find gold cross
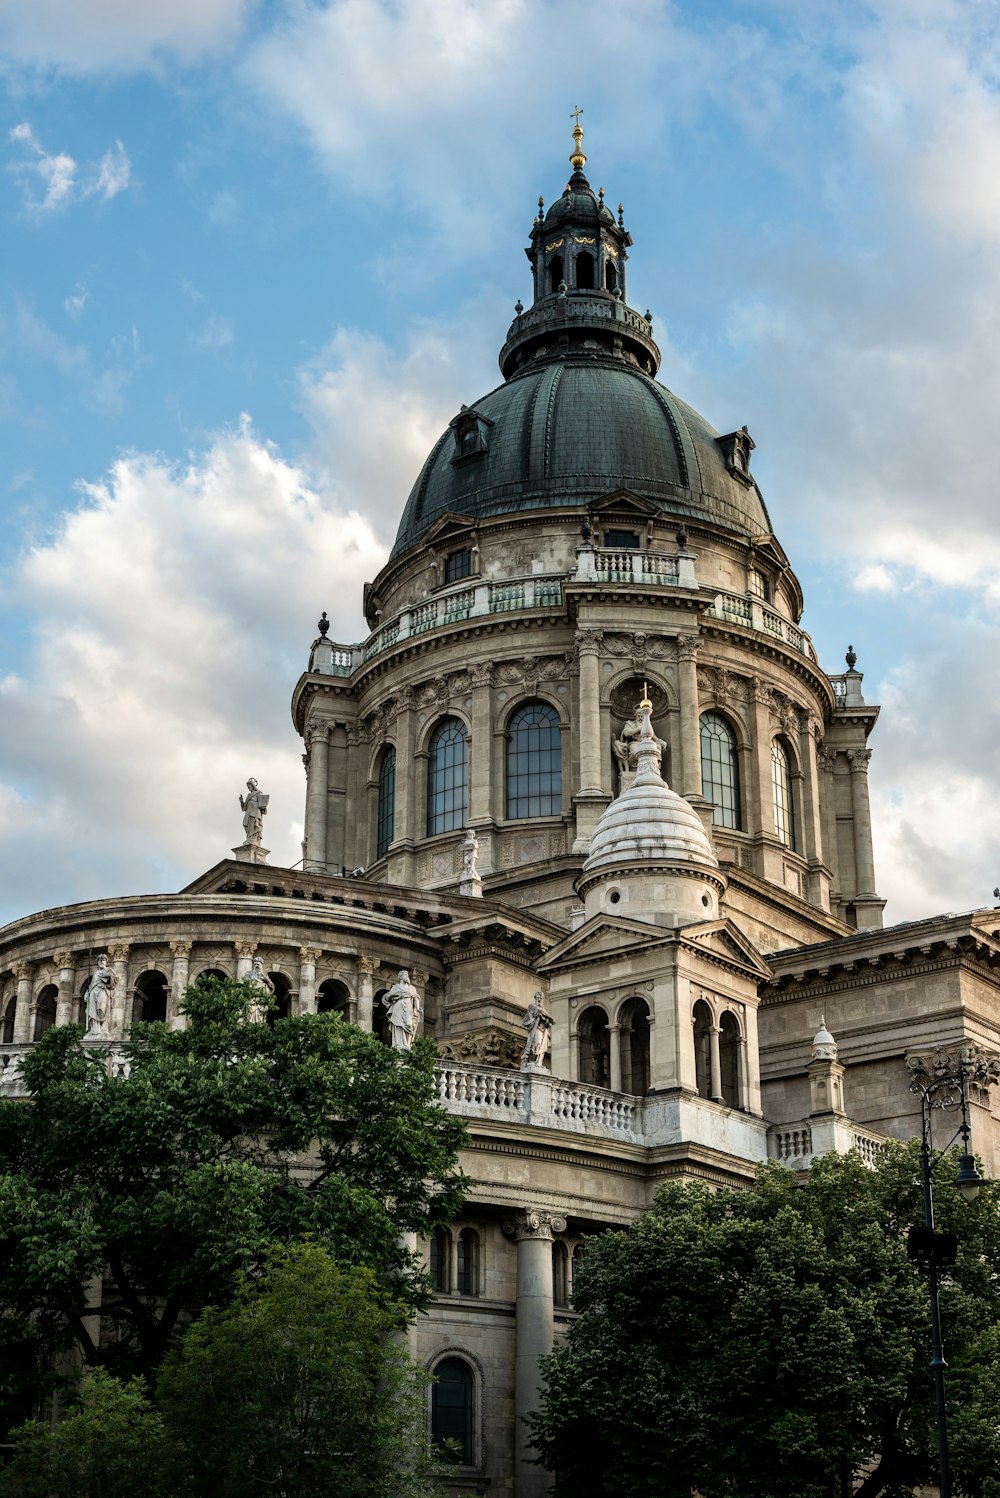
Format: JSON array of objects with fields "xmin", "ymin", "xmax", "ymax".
[{"xmin": 571, "ymin": 105, "xmax": 584, "ymax": 129}]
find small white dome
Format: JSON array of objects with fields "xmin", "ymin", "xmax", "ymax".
[
  {"xmin": 811, "ymin": 1017, "xmax": 838, "ymax": 1061},
  {"xmin": 582, "ymin": 699, "xmax": 718, "ymax": 876}
]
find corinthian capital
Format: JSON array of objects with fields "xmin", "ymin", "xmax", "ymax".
[
  {"xmin": 53, "ymin": 950, "xmax": 74, "ymax": 972},
  {"xmin": 847, "ymin": 748, "xmax": 873, "ymax": 772},
  {"xmin": 307, "ymin": 722, "xmax": 330, "ymax": 747},
  {"xmin": 357, "ymin": 955, "xmax": 379, "ymax": 976},
  {"xmin": 575, "ymin": 629, "xmax": 603, "ymax": 659},
  {"xmin": 675, "ymin": 633, "xmax": 700, "ymax": 664}
]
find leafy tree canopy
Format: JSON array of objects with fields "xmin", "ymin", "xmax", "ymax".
[
  {"xmin": 0, "ymin": 978, "xmax": 467, "ymax": 1410},
  {"xmin": 530, "ymin": 1147, "xmax": 1000, "ymax": 1498},
  {"xmin": 0, "ymin": 1244, "xmax": 441, "ymax": 1498}
]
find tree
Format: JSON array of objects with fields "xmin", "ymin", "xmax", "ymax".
[
  {"xmin": 530, "ymin": 1147, "xmax": 1000, "ymax": 1498},
  {"xmin": 156, "ymin": 1242, "xmax": 439, "ymax": 1498},
  {"xmin": 0, "ymin": 978, "xmax": 466, "ymax": 1409},
  {"xmin": 0, "ymin": 1245, "xmax": 441, "ymax": 1498}
]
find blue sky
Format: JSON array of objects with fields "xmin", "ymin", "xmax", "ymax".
[{"xmin": 2, "ymin": 0, "xmax": 999, "ymax": 926}]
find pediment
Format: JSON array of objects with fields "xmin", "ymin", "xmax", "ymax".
[
  {"xmin": 536, "ymin": 913, "xmax": 679, "ymax": 973},
  {"xmin": 422, "ymin": 512, "xmax": 478, "ymax": 548},
  {"xmin": 586, "ymin": 489, "xmax": 659, "ymax": 519},
  {"xmin": 680, "ymin": 918, "xmax": 772, "ymax": 979}
]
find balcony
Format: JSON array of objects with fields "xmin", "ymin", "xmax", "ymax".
[{"xmin": 706, "ymin": 591, "xmax": 817, "ymax": 662}]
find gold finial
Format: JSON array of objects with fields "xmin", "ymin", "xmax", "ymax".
[{"xmin": 569, "ymin": 104, "xmax": 586, "ymax": 171}]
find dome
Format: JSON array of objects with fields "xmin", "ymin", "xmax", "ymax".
[
  {"xmin": 391, "ymin": 357, "xmax": 772, "ymax": 559},
  {"xmin": 581, "ymin": 704, "xmax": 719, "ymax": 878}
]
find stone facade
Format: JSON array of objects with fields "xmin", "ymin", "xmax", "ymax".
[{"xmin": 2, "ymin": 132, "xmax": 999, "ymax": 1498}]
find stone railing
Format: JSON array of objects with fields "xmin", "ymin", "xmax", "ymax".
[
  {"xmin": 851, "ymin": 1126, "xmax": 889, "ymax": 1167},
  {"xmin": 768, "ymin": 1123, "xmax": 813, "ymax": 1164},
  {"xmin": 574, "ymin": 544, "xmax": 696, "ymax": 589},
  {"xmin": 433, "ymin": 1062, "xmax": 641, "ymax": 1139},
  {"xmin": 707, "ymin": 592, "xmax": 817, "ymax": 662},
  {"xmin": 0, "ymin": 1045, "xmax": 30, "ymax": 1097},
  {"xmin": 768, "ymin": 1117, "xmax": 892, "ymax": 1170}
]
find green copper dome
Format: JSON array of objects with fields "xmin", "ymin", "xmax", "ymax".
[{"xmin": 390, "ymin": 137, "xmax": 772, "ymax": 560}]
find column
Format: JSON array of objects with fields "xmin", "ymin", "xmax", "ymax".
[
  {"xmin": 54, "ymin": 950, "xmax": 75, "ymax": 1028},
  {"xmin": 356, "ymin": 955, "xmax": 377, "ymax": 1033},
  {"xmin": 709, "ymin": 1023, "xmax": 723, "ymax": 1103},
  {"xmin": 235, "ymin": 941, "xmax": 256, "ymax": 981},
  {"xmin": 304, "ymin": 722, "xmax": 330, "ymax": 874},
  {"xmin": 848, "ymin": 748, "xmax": 877, "ymax": 897},
  {"xmin": 298, "ymin": 947, "xmax": 320, "ymax": 1015},
  {"xmin": 468, "ymin": 664, "xmax": 493, "ymax": 827},
  {"xmin": 109, "ymin": 945, "xmax": 130, "ymax": 1038},
  {"xmin": 508, "ymin": 1208, "xmax": 566, "ymax": 1498},
  {"xmin": 12, "ymin": 963, "xmax": 33, "ymax": 1044},
  {"xmin": 676, "ymin": 634, "xmax": 702, "ymax": 797},
  {"xmin": 798, "ymin": 712, "xmax": 830, "ymax": 909},
  {"xmin": 819, "ymin": 750, "xmax": 841, "ymax": 900},
  {"xmin": 169, "ymin": 941, "xmax": 192, "ymax": 1029},
  {"xmin": 609, "ymin": 1023, "xmax": 622, "ymax": 1093},
  {"xmin": 576, "ymin": 630, "xmax": 602, "ymax": 794}
]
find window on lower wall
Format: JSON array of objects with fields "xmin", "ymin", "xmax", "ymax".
[
  {"xmin": 427, "ymin": 717, "xmax": 468, "ymax": 836},
  {"xmin": 376, "ymin": 745, "xmax": 396, "ymax": 858},
  {"xmin": 456, "ymin": 1228, "xmax": 480, "ymax": 1296},
  {"xmin": 700, "ymin": 712, "xmax": 741, "ymax": 830},
  {"xmin": 431, "ymin": 1357, "xmax": 475, "ymax": 1466},
  {"xmin": 429, "ymin": 1227, "xmax": 450, "ymax": 1293},
  {"xmin": 771, "ymin": 738, "xmax": 797, "ymax": 850},
  {"xmin": 506, "ymin": 701, "xmax": 562, "ymax": 818},
  {"xmin": 444, "ymin": 548, "xmax": 472, "ymax": 583}
]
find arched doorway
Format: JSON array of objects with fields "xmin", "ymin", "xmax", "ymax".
[
  {"xmin": 619, "ymin": 997, "xmax": 651, "ymax": 1095},
  {"xmin": 577, "ymin": 1007, "xmax": 610, "ymax": 1088},
  {"xmin": 317, "ymin": 978, "xmax": 350, "ymax": 1018}
]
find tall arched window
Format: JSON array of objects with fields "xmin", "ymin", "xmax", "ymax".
[
  {"xmin": 720, "ymin": 1011, "xmax": 741, "ymax": 1109},
  {"xmin": 33, "ymin": 985, "xmax": 57, "ymax": 1040},
  {"xmin": 575, "ymin": 251, "xmax": 595, "ymax": 289},
  {"xmin": 457, "ymin": 1228, "xmax": 480, "ymax": 1296},
  {"xmin": 506, "ymin": 702, "xmax": 561, "ymax": 819},
  {"xmin": 771, "ymin": 739, "xmax": 797, "ymax": 850},
  {"xmin": 427, "ymin": 718, "xmax": 468, "ymax": 836},
  {"xmin": 619, "ymin": 997, "xmax": 651, "ymax": 1096},
  {"xmin": 604, "ymin": 258, "xmax": 618, "ymax": 293},
  {"xmin": 376, "ymin": 745, "xmax": 396, "ymax": 858},
  {"xmin": 429, "ymin": 1228, "xmax": 450, "ymax": 1293},
  {"xmin": 692, "ymin": 1000, "xmax": 713, "ymax": 1100},
  {"xmin": 547, "ymin": 255, "xmax": 564, "ymax": 295},
  {"xmin": 700, "ymin": 712, "xmax": 741, "ymax": 830},
  {"xmin": 431, "ymin": 1357, "xmax": 475, "ymax": 1465},
  {"xmin": 133, "ymin": 970, "xmax": 168, "ymax": 1025},
  {"xmin": 552, "ymin": 1241, "xmax": 569, "ymax": 1307},
  {"xmin": 1, "ymin": 996, "xmax": 15, "ymax": 1044},
  {"xmin": 578, "ymin": 1007, "xmax": 610, "ymax": 1088}
]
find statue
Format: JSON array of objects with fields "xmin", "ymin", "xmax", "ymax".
[
  {"xmin": 239, "ymin": 778, "xmax": 269, "ymax": 847},
  {"xmin": 462, "ymin": 826, "xmax": 480, "ymax": 877},
  {"xmin": 248, "ymin": 955, "xmax": 275, "ymax": 1023},
  {"xmin": 382, "ymin": 970, "xmax": 421, "ymax": 1052},
  {"xmin": 86, "ymin": 954, "xmax": 118, "ymax": 1038},
  {"xmin": 613, "ymin": 702, "xmax": 667, "ymax": 782},
  {"xmin": 521, "ymin": 991, "xmax": 552, "ymax": 1069}
]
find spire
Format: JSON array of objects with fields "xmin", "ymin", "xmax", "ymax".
[{"xmin": 569, "ymin": 105, "xmax": 587, "ymax": 172}]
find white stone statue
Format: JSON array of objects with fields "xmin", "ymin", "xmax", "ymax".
[
  {"xmin": 382, "ymin": 969, "xmax": 421, "ymax": 1051},
  {"xmin": 612, "ymin": 703, "xmax": 667, "ymax": 782},
  {"xmin": 239, "ymin": 778, "xmax": 269, "ymax": 846},
  {"xmin": 248, "ymin": 955, "xmax": 275, "ymax": 1023},
  {"xmin": 521, "ymin": 991, "xmax": 552, "ymax": 1069},
  {"xmin": 86, "ymin": 954, "xmax": 118, "ymax": 1038},
  {"xmin": 462, "ymin": 826, "xmax": 480, "ymax": 877}
]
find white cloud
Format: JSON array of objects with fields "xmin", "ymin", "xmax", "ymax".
[
  {"xmin": 0, "ymin": 419, "xmax": 386, "ymax": 922},
  {"xmin": 0, "ymin": 0, "xmax": 251, "ymax": 72},
  {"xmin": 8, "ymin": 123, "xmax": 131, "ymax": 214},
  {"xmin": 192, "ymin": 313, "xmax": 234, "ymax": 352},
  {"xmin": 64, "ymin": 282, "xmax": 89, "ymax": 320},
  {"xmin": 852, "ymin": 563, "xmax": 896, "ymax": 594}
]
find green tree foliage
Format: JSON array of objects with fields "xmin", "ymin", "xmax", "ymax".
[
  {"xmin": 0, "ymin": 1245, "xmax": 440, "ymax": 1498},
  {"xmin": 0, "ymin": 978, "xmax": 466, "ymax": 1406},
  {"xmin": 530, "ymin": 1147, "xmax": 1000, "ymax": 1498}
]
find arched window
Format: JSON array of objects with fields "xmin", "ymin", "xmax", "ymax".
[
  {"xmin": 457, "ymin": 1228, "xmax": 479, "ymax": 1296},
  {"xmin": 1, "ymin": 995, "xmax": 15, "ymax": 1044},
  {"xmin": 619, "ymin": 997, "xmax": 651, "ymax": 1096},
  {"xmin": 266, "ymin": 972, "xmax": 292, "ymax": 1025},
  {"xmin": 577, "ymin": 1007, "xmax": 610, "ymax": 1088},
  {"xmin": 33, "ymin": 985, "xmax": 58, "ymax": 1040},
  {"xmin": 552, "ymin": 1240, "xmax": 569, "ymax": 1307},
  {"xmin": 575, "ymin": 251, "xmax": 595, "ymax": 289},
  {"xmin": 571, "ymin": 1242, "xmax": 586, "ymax": 1299},
  {"xmin": 427, "ymin": 718, "xmax": 468, "ymax": 836},
  {"xmin": 547, "ymin": 255, "xmax": 564, "ymax": 295},
  {"xmin": 376, "ymin": 746, "xmax": 395, "ymax": 859},
  {"xmin": 506, "ymin": 701, "xmax": 561, "ymax": 819},
  {"xmin": 604, "ymin": 258, "xmax": 618, "ymax": 292},
  {"xmin": 692, "ymin": 1000, "xmax": 713, "ymax": 1100},
  {"xmin": 431, "ymin": 1357, "xmax": 475, "ymax": 1465},
  {"xmin": 429, "ymin": 1228, "xmax": 450, "ymax": 1293},
  {"xmin": 700, "ymin": 712, "xmax": 741, "ymax": 830},
  {"xmin": 133, "ymin": 970, "xmax": 168, "ymax": 1025},
  {"xmin": 771, "ymin": 739, "xmax": 797, "ymax": 850},
  {"xmin": 720, "ymin": 1011, "xmax": 741, "ymax": 1109},
  {"xmin": 317, "ymin": 979, "xmax": 350, "ymax": 1017}
]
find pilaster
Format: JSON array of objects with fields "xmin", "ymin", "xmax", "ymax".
[
  {"xmin": 298, "ymin": 947, "xmax": 321, "ymax": 1016},
  {"xmin": 53, "ymin": 950, "xmax": 75, "ymax": 1028},
  {"xmin": 169, "ymin": 941, "xmax": 192, "ymax": 1029},
  {"xmin": 109, "ymin": 945, "xmax": 130, "ymax": 1038},
  {"xmin": 356, "ymin": 955, "xmax": 377, "ymax": 1032},
  {"xmin": 303, "ymin": 722, "xmax": 330, "ymax": 874},
  {"xmin": 573, "ymin": 628, "xmax": 609, "ymax": 853}
]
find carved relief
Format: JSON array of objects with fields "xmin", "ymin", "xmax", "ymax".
[{"xmin": 438, "ymin": 1027, "xmax": 523, "ymax": 1068}]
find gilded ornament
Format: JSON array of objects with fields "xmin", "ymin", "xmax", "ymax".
[{"xmin": 544, "ymin": 239, "xmax": 564, "ymax": 253}]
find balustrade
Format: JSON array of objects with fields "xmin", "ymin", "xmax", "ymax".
[{"xmin": 708, "ymin": 592, "xmax": 816, "ymax": 660}]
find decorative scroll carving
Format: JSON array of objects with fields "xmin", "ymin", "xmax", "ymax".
[{"xmin": 437, "ymin": 1028, "xmax": 524, "ymax": 1069}]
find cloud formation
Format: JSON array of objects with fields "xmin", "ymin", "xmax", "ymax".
[
  {"xmin": 0, "ymin": 418, "xmax": 386, "ymax": 922},
  {"xmin": 0, "ymin": 0, "xmax": 250, "ymax": 71},
  {"xmin": 8, "ymin": 123, "xmax": 130, "ymax": 214}
]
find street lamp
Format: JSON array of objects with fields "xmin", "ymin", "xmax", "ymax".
[{"xmin": 905, "ymin": 1045, "xmax": 1000, "ymax": 1498}]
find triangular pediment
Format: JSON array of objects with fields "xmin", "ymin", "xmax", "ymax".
[
  {"xmin": 680, "ymin": 918, "xmax": 772, "ymax": 979},
  {"xmin": 586, "ymin": 489, "xmax": 658, "ymax": 519},
  {"xmin": 536, "ymin": 913, "xmax": 680, "ymax": 973},
  {"xmin": 422, "ymin": 512, "xmax": 478, "ymax": 548}
]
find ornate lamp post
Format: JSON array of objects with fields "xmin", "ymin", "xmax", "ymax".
[{"xmin": 906, "ymin": 1046, "xmax": 1000, "ymax": 1498}]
